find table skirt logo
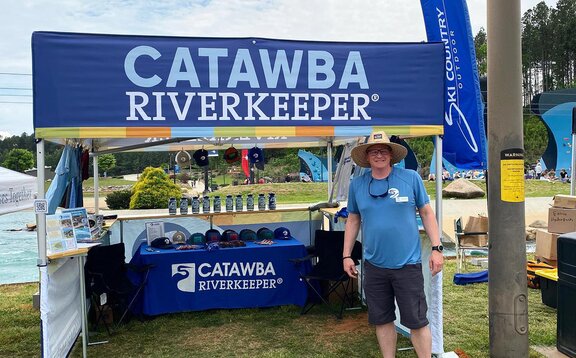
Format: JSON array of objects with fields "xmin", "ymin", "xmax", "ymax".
[{"xmin": 172, "ymin": 263, "xmax": 196, "ymax": 292}]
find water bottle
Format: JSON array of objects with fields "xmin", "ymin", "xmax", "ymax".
[
  {"xmin": 268, "ymin": 193, "xmax": 276, "ymax": 210},
  {"xmin": 235, "ymin": 195, "xmax": 243, "ymax": 212},
  {"xmin": 168, "ymin": 198, "xmax": 177, "ymax": 215},
  {"xmin": 246, "ymin": 194, "xmax": 254, "ymax": 211},
  {"xmin": 213, "ymin": 196, "xmax": 221, "ymax": 213},
  {"xmin": 258, "ymin": 194, "xmax": 266, "ymax": 210},
  {"xmin": 225, "ymin": 195, "xmax": 233, "ymax": 212},
  {"xmin": 202, "ymin": 196, "xmax": 211, "ymax": 213},
  {"xmin": 191, "ymin": 196, "xmax": 200, "ymax": 214},
  {"xmin": 180, "ymin": 197, "xmax": 189, "ymax": 215}
]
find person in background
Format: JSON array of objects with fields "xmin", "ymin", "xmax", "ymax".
[
  {"xmin": 343, "ymin": 131, "xmax": 443, "ymax": 358},
  {"xmin": 453, "ymin": 170, "xmax": 462, "ymax": 179},
  {"xmin": 535, "ymin": 162, "xmax": 543, "ymax": 179},
  {"xmin": 560, "ymin": 168, "xmax": 568, "ymax": 183}
]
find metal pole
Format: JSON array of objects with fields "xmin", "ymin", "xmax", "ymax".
[
  {"xmin": 487, "ymin": 0, "xmax": 529, "ymax": 356},
  {"xmin": 35, "ymin": 139, "xmax": 47, "ymax": 267},
  {"xmin": 92, "ymin": 153, "xmax": 99, "ymax": 215},
  {"xmin": 327, "ymin": 140, "xmax": 333, "ymax": 201},
  {"xmin": 570, "ymin": 107, "xmax": 576, "ymax": 195},
  {"xmin": 432, "ymin": 135, "xmax": 444, "ymax": 354}
]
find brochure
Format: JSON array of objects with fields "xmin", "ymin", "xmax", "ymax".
[
  {"xmin": 46, "ymin": 213, "xmax": 77, "ymax": 254},
  {"xmin": 145, "ymin": 222, "xmax": 165, "ymax": 245},
  {"xmin": 62, "ymin": 208, "xmax": 92, "ymax": 242}
]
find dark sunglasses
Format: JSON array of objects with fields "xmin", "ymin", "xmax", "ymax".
[{"xmin": 369, "ymin": 177, "xmax": 389, "ymax": 198}]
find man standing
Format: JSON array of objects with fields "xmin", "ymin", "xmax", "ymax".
[{"xmin": 342, "ymin": 131, "xmax": 443, "ymax": 358}]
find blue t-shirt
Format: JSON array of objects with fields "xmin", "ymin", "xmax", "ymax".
[{"xmin": 347, "ymin": 167, "xmax": 429, "ymax": 269}]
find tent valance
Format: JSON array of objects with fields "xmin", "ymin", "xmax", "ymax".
[{"xmin": 32, "ymin": 32, "xmax": 445, "ymax": 139}]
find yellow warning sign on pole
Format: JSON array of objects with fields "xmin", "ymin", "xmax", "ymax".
[{"xmin": 500, "ymin": 149, "xmax": 524, "ymax": 202}]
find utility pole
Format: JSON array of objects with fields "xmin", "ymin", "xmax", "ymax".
[{"xmin": 487, "ymin": 0, "xmax": 529, "ymax": 356}]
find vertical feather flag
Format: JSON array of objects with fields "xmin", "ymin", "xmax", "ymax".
[{"xmin": 421, "ymin": 0, "xmax": 487, "ymax": 169}]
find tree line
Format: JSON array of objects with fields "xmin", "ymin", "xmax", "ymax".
[{"xmin": 2, "ymin": 1, "xmax": 573, "ymax": 175}]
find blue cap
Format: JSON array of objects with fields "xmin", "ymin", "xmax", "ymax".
[
  {"xmin": 273, "ymin": 227, "xmax": 294, "ymax": 240},
  {"xmin": 193, "ymin": 149, "xmax": 209, "ymax": 167},
  {"xmin": 248, "ymin": 147, "xmax": 264, "ymax": 164}
]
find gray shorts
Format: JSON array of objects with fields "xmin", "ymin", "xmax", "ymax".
[{"xmin": 364, "ymin": 260, "xmax": 429, "ymax": 329}]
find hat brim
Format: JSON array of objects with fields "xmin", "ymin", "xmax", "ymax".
[{"xmin": 351, "ymin": 142, "xmax": 408, "ymax": 168}]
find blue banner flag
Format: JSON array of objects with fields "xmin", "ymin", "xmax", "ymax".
[
  {"xmin": 32, "ymin": 32, "xmax": 444, "ymax": 132},
  {"xmin": 420, "ymin": 0, "xmax": 487, "ymax": 169}
]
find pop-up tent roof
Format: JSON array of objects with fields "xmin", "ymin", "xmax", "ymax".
[
  {"xmin": 32, "ymin": 31, "xmax": 444, "ymax": 150},
  {"xmin": 32, "ymin": 31, "xmax": 446, "ymax": 357}
]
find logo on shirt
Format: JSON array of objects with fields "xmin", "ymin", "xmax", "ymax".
[{"xmin": 388, "ymin": 188, "xmax": 399, "ymax": 199}]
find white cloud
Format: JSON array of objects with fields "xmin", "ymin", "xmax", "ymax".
[{"xmin": 0, "ymin": 0, "xmax": 558, "ymax": 136}]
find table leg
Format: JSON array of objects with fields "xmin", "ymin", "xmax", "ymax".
[{"xmin": 79, "ymin": 255, "xmax": 88, "ymax": 357}]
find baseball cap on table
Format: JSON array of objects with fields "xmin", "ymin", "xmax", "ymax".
[
  {"xmin": 223, "ymin": 146, "xmax": 241, "ymax": 164},
  {"xmin": 257, "ymin": 227, "xmax": 274, "ymax": 241},
  {"xmin": 239, "ymin": 229, "xmax": 257, "ymax": 241},
  {"xmin": 273, "ymin": 227, "xmax": 294, "ymax": 240},
  {"xmin": 171, "ymin": 231, "xmax": 187, "ymax": 244},
  {"xmin": 150, "ymin": 237, "xmax": 174, "ymax": 249},
  {"xmin": 187, "ymin": 232, "xmax": 206, "ymax": 245},
  {"xmin": 193, "ymin": 149, "xmax": 209, "ymax": 167},
  {"xmin": 221, "ymin": 229, "xmax": 239, "ymax": 242},
  {"xmin": 248, "ymin": 147, "xmax": 264, "ymax": 164},
  {"xmin": 205, "ymin": 229, "xmax": 221, "ymax": 243}
]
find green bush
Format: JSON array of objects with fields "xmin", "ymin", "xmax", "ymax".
[
  {"xmin": 105, "ymin": 190, "xmax": 132, "ymax": 210},
  {"xmin": 130, "ymin": 167, "xmax": 182, "ymax": 209}
]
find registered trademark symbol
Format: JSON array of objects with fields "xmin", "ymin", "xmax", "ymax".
[
  {"xmin": 371, "ymin": 94, "xmax": 379, "ymax": 101},
  {"xmin": 276, "ymin": 278, "xmax": 283, "ymax": 285}
]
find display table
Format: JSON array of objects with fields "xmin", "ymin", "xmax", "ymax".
[{"xmin": 130, "ymin": 238, "xmax": 310, "ymax": 316}]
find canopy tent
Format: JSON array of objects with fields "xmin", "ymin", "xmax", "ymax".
[
  {"xmin": 32, "ymin": 31, "xmax": 446, "ymax": 356},
  {"xmin": 0, "ymin": 166, "xmax": 36, "ymax": 215}
]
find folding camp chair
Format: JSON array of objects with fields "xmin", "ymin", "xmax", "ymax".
[
  {"xmin": 454, "ymin": 217, "xmax": 489, "ymax": 273},
  {"xmin": 292, "ymin": 230, "xmax": 362, "ymax": 319},
  {"xmin": 85, "ymin": 243, "xmax": 152, "ymax": 333}
]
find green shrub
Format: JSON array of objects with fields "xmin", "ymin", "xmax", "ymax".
[
  {"xmin": 130, "ymin": 167, "xmax": 182, "ymax": 209},
  {"xmin": 105, "ymin": 190, "xmax": 132, "ymax": 210}
]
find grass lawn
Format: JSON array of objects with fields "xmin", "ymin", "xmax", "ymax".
[
  {"xmin": 77, "ymin": 176, "xmax": 569, "ymax": 203},
  {"xmin": 0, "ymin": 259, "xmax": 556, "ymax": 357}
]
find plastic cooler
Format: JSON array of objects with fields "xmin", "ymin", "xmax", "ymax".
[
  {"xmin": 534, "ymin": 268, "xmax": 558, "ymax": 308},
  {"xmin": 557, "ymin": 232, "xmax": 576, "ymax": 358}
]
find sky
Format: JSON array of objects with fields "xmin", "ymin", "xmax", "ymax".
[{"xmin": 0, "ymin": 0, "xmax": 558, "ymax": 138}]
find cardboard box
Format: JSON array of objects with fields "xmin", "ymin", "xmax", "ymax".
[
  {"xmin": 536, "ymin": 255, "xmax": 558, "ymax": 268},
  {"xmin": 459, "ymin": 234, "xmax": 488, "ymax": 247},
  {"xmin": 553, "ymin": 195, "xmax": 576, "ymax": 209},
  {"xmin": 548, "ymin": 207, "xmax": 576, "ymax": 234},
  {"xmin": 464, "ymin": 215, "xmax": 488, "ymax": 233},
  {"xmin": 535, "ymin": 229, "xmax": 560, "ymax": 260}
]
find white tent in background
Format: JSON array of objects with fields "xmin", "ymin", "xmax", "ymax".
[{"xmin": 0, "ymin": 166, "xmax": 36, "ymax": 215}]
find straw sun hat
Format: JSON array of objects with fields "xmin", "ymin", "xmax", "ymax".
[{"xmin": 351, "ymin": 131, "xmax": 408, "ymax": 168}]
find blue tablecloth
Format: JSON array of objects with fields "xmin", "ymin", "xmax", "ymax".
[{"xmin": 130, "ymin": 239, "xmax": 309, "ymax": 316}]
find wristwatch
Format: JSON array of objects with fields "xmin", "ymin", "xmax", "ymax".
[{"xmin": 432, "ymin": 245, "xmax": 444, "ymax": 252}]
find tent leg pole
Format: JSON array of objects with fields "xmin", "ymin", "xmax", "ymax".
[
  {"xmin": 431, "ymin": 135, "xmax": 444, "ymax": 354},
  {"xmin": 93, "ymin": 153, "xmax": 99, "ymax": 215}
]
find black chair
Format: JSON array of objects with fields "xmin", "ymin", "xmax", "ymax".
[
  {"xmin": 292, "ymin": 230, "xmax": 362, "ymax": 319},
  {"xmin": 85, "ymin": 243, "xmax": 151, "ymax": 333}
]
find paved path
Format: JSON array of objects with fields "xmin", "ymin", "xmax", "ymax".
[{"xmin": 432, "ymin": 196, "xmax": 550, "ymax": 241}]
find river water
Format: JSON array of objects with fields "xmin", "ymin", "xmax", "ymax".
[{"xmin": 0, "ymin": 211, "xmax": 38, "ymax": 284}]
